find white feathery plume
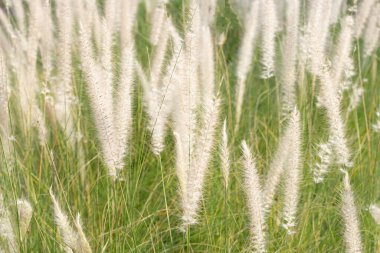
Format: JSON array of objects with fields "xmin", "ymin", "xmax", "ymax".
[
  {"xmin": 147, "ymin": 86, "xmax": 171, "ymax": 155},
  {"xmin": 331, "ymin": 15, "xmax": 355, "ymax": 91},
  {"xmin": 115, "ymin": 0, "xmax": 138, "ymax": 163},
  {"xmin": 185, "ymin": 0, "xmax": 201, "ymax": 110},
  {"xmin": 137, "ymin": 5, "xmax": 174, "ymax": 155},
  {"xmin": 0, "ymin": 9, "xmax": 17, "ymax": 41},
  {"xmin": 304, "ymin": 0, "xmax": 332, "ymax": 76},
  {"xmin": 0, "ymin": 194, "xmax": 16, "ymax": 253},
  {"xmin": 262, "ymin": 108, "xmax": 300, "ymax": 212},
  {"xmin": 165, "ymin": 20, "xmax": 182, "ymax": 62},
  {"xmin": 259, "ymin": 0, "xmax": 277, "ymax": 79},
  {"xmin": 8, "ymin": 0, "xmax": 49, "ymax": 146},
  {"xmin": 33, "ymin": 4, "xmax": 49, "ymax": 144},
  {"xmin": 150, "ymin": 0, "xmax": 168, "ymax": 46},
  {"xmin": 120, "ymin": 0, "xmax": 138, "ymax": 47},
  {"xmin": 78, "ymin": 25, "xmax": 117, "ymax": 178},
  {"xmin": 16, "ymin": 50, "xmax": 48, "ymax": 145},
  {"xmin": 50, "ymin": 189, "xmax": 79, "ymax": 252},
  {"xmin": 143, "ymin": 14, "xmax": 172, "ymax": 154},
  {"xmin": 75, "ymin": 0, "xmax": 102, "ymax": 48},
  {"xmin": 313, "ymin": 141, "xmax": 333, "ymax": 183},
  {"xmin": 150, "ymin": 16, "xmax": 170, "ymax": 89},
  {"xmin": 26, "ymin": 0, "xmax": 42, "ymax": 69},
  {"xmin": 105, "ymin": 0, "xmax": 117, "ymax": 33},
  {"xmin": 176, "ymin": 130, "xmax": 196, "ymax": 227},
  {"xmin": 71, "ymin": 0, "xmax": 84, "ymax": 22},
  {"xmin": 355, "ymin": 0, "xmax": 376, "ymax": 38},
  {"xmin": 173, "ymin": 0, "xmax": 200, "ymax": 173},
  {"xmin": 50, "ymin": 190, "xmax": 92, "ymax": 253},
  {"xmin": 175, "ymin": 1, "xmax": 222, "ymax": 226},
  {"xmin": 305, "ymin": 0, "xmax": 332, "ymax": 40},
  {"xmin": 135, "ymin": 60, "xmax": 149, "ymax": 91},
  {"xmin": 188, "ymin": 97, "xmax": 220, "ymax": 210},
  {"xmin": 147, "ymin": 19, "xmax": 182, "ymax": 154},
  {"xmin": 235, "ymin": 0, "xmax": 260, "ymax": 127},
  {"xmin": 11, "ymin": 0, "xmax": 25, "ymax": 33},
  {"xmin": 114, "ymin": 0, "xmax": 122, "ymax": 30},
  {"xmin": 0, "ymin": 9, "xmax": 17, "ymax": 45},
  {"xmin": 341, "ymin": 170, "xmax": 363, "ymax": 253},
  {"xmin": 348, "ymin": 83, "xmax": 364, "ymax": 113},
  {"xmin": 187, "ymin": 18, "xmax": 219, "ymax": 220},
  {"xmin": 78, "ymin": 0, "xmax": 137, "ymax": 178},
  {"xmin": 38, "ymin": 0, "xmax": 54, "ymax": 81},
  {"xmin": 329, "ymin": 0, "xmax": 345, "ymax": 25},
  {"xmin": 173, "ymin": 131, "xmax": 188, "ymax": 213},
  {"xmin": 33, "ymin": 107, "xmax": 48, "ymax": 146},
  {"xmin": 24, "ymin": 2, "xmax": 49, "ymax": 146},
  {"xmin": 311, "ymin": 0, "xmax": 333, "ymax": 75},
  {"xmin": 25, "ymin": 0, "xmax": 38, "ymax": 50},
  {"xmin": 0, "ymin": 49, "xmax": 12, "ymax": 163},
  {"xmin": 143, "ymin": 0, "xmax": 155, "ymax": 14},
  {"xmin": 280, "ymin": 0, "xmax": 300, "ymax": 116},
  {"xmin": 341, "ymin": 56, "xmax": 356, "ymax": 93},
  {"xmin": 92, "ymin": 1, "xmax": 103, "ymax": 47},
  {"xmin": 369, "ymin": 204, "xmax": 380, "ymax": 225},
  {"xmin": 229, "ymin": 0, "xmax": 252, "ymax": 22},
  {"xmin": 200, "ymin": 0, "xmax": 217, "ymax": 25},
  {"xmin": 173, "ymin": 2, "xmax": 220, "ymax": 224},
  {"xmin": 274, "ymin": 0, "xmax": 285, "ymax": 33},
  {"xmin": 282, "ymin": 109, "xmax": 302, "ymax": 234},
  {"xmin": 55, "ymin": 0, "xmax": 76, "ymax": 146},
  {"xmin": 167, "ymin": 19, "xmax": 183, "ymax": 77},
  {"xmin": 241, "ymin": 141, "xmax": 266, "ymax": 253},
  {"xmin": 0, "ymin": 24, "xmax": 12, "ymax": 49},
  {"xmin": 113, "ymin": 44, "xmax": 135, "ymax": 172},
  {"xmin": 100, "ymin": 20, "xmax": 114, "ymax": 110},
  {"xmin": 8, "ymin": 2, "xmax": 49, "ymax": 146},
  {"xmin": 262, "ymin": 145, "xmax": 290, "ymax": 212},
  {"xmin": 88, "ymin": 1, "xmax": 103, "ymax": 51},
  {"xmin": 56, "ymin": 0, "xmax": 73, "ymax": 71},
  {"xmin": 313, "ymin": 16, "xmax": 355, "ymax": 170},
  {"xmin": 220, "ymin": 119, "xmax": 230, "ymax": 188},
  {"xmin": 318, "ymin": 66, "xmax": 352, "ymax": 167},
  {"xmin": 73, "ymin": 214, "xmax": 92, "ymax": 253},
  {"xmin": 16, "ymin": 199, "xmax": 33, "ymax": 239},
  {"xmin": 327, "ymin": 104, "xmax": 351, "ymax": 167},
  {"xmin": 181, "ymin": 98, "xmax": 220, "ymax": 226},
  {"xmin": 363, "ymin": 3, "xmax": 380, "ymax": 58},
  {"xmin": 0, "ymin": 19, "xmax": 21, "ymax": 92},
  {"xmin": 199, "ymin": 24, "xmax": 215, "ymax": 109},
  {"xmin": 13, "ymin": 69, "xmax": 45, "ymax": 145}
]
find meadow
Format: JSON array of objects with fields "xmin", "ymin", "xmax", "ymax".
[{"xmin": 0, "ymin": 0, "xmax": 379, "ymax": 252}]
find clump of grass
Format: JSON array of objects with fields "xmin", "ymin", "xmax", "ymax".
[
  {"xmin": 50, "ymin": 189, "xmax": 91, "ymax": 253},
  {"xmin": 0, "ymin": 0, "xmax": 378, "ymax": 252}
]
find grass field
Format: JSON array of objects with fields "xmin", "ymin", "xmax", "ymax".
[{"xmin": 0, "ymin": 0, "xmax": 379, "ymax": 252}]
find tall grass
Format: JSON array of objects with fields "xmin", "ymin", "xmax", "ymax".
[{"xmin": 0, "ymin": 0, "xmax": 379, "ymax": 252}]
